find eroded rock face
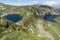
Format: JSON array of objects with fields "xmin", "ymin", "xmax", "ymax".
[{"xmin": 0, "ymin": 6, "xmax": 4, "ymax": 10}]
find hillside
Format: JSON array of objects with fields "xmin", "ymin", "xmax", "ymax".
[{"xmin": 0, "ymin": 3, "xmax": 60, "ymax": 40}]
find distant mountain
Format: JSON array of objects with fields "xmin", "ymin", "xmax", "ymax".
[{"xmin": 0, "ymin": 3, "xmax": 59, "ymax": 15}]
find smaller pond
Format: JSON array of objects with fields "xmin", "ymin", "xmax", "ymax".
[
  {"xmin": 3, "ymin": 14, "xmax": 22, "ymax": 23},
  {"xmin": 43, "ymin": 14, "xmax": 60, "ymax": 22}
]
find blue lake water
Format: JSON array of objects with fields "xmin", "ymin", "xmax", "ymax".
[
  {"xmin": 4, "ymin": 14, "xmax": 22, "ymax": 23},
  {"xmin": 43, "ymin": 14, "xmax": 60, "ymax": 22},
  {"xmin": 3, "ymin": 14, "xmax": 60, "ymax": 23}
]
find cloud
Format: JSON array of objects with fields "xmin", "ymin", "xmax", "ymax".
[
  {"xmin": 24, "ymin": 4, "xmax": 28, "ymax": 5},
  {"xmin": 24, "ymin": 3, "xmax": 33, "ymax": 6},
  {"xmin": 42, "ymin": 1, "xmax": 59, "ymax": 6},
  {"xmin": 32, "ymin": 0, "xmax": 39, "ymax": 4}
]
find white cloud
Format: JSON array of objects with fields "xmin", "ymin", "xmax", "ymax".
[
  {"xmin": 42, "ymin": 1, "xmax": 59, "ymax": 6},
  {"xmin": 24, "ymin": 4, "xmax": 28, "ymax": 5},
  {"xmin": 24, "ymin": 3, "xmax": 33, "ymax": 6},
  {"xmin": 32, "ymin": 0, "xmax": 39, "ymax": 4}
]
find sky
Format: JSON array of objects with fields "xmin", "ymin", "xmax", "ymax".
[{"xmin": 0, "ymin": 0, "xmax": 60, "ymax": 7}]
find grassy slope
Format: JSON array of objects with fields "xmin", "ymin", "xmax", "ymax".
[{"xmin": 0, "ymin": 3, "xmax": 60, "ymax": 40}]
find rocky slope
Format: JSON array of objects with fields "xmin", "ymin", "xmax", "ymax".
[{"xmin": 0, "ymin": 3, "xmax": 60, "ymax": 40}]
